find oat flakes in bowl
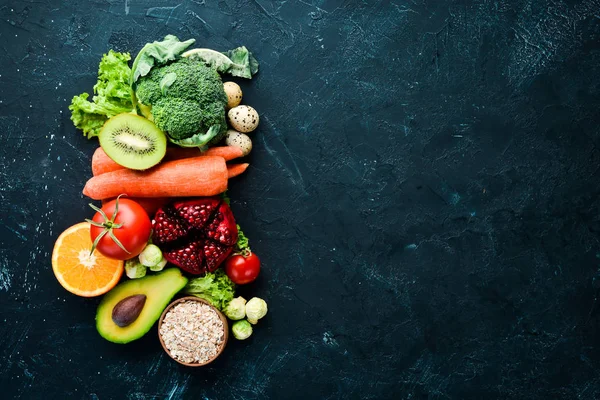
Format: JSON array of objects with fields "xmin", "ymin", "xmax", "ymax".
[{"xmin": 158, "ymin": 296, "xmax": 228, "ymax": 366}]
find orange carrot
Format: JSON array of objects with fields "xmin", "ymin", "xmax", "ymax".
[
  {"xmin": 102, "ymin": 197, "xmax": 169, "ymax": 216},
  {"xmin": 92, "ymin": 147, "xmax": 122, "ymax": 176},
  {"xmin": 92, "ymin": 146, "xmax": 244, "ymax": 176},
  {"xmin": 201, "ymin": 146, "xmax": 244, "ymax": 161},
  {"xmin": 83, "ymin": 156, "xmax": 228, "ymax": 200},
  {"xmin": 227, "ymin": 163, "xmax": 249, "ymax": 178}
]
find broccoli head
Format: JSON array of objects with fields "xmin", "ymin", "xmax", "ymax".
[{"xmin": 135, "ymin": 58, "xmax": 228, "ymax": 146}]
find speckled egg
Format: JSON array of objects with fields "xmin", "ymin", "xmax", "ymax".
[
  {"xmin": 225, "ymin": 130, "xmax": 252, "ymax": 156},
  {"xmin": 228, "ymin": 105, "xmax": 259, "ymax": 133},
  {"xmin": 223, "ymin": 82, "xmax": 242, "ymax": 109}
]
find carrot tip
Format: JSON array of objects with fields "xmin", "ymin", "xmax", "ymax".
[{"xmin": 227, "ymin": 163, "xmax": 250, "ymax": 179}]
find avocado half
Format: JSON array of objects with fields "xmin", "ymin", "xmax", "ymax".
[{"xmin": 96, "ymin": 268, "xmax": 188, "ymax": 344}]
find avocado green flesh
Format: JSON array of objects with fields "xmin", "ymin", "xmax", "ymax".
[{"xmin": 96, "ymin": 268, "xmax": 188, "ymax": 344}]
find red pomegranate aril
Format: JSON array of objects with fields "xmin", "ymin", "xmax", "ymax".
[
  {"xmin": 205, "ymin": 203, "xmax": 238, "ymax": 246},
  {"xmin": 153, "ymin": 207, "xmax": 190, "ymax": 245},
  {"xmin": 163, "ymin": 240, "xmax": 207, "ymax": 274},
  {"xmin": 152, "ymin": 197, "xmax": 238, "ymax": 274},
  {"xmin": 176, "ymin": 198, "xmax": 220, "ymax": 229},
  {"xmin": 203, "ymin": 241, "xmax": 233, "ymax": 272}
]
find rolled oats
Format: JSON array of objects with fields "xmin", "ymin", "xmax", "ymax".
[{"xmin": 160, "ymin": 300, "xmax": 225, "ymax": 364}]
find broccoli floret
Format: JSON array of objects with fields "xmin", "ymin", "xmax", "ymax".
[
  {"xmin": 152, "ymin": 98, "xmax": 203, "ymax": 139},
  {"xmin": 135, "ymin": 58, "xmax": 228, "ymax": 146},
  {"xmin": 135, "ymin": 77, "xmax": 161, "ymax": 106}
]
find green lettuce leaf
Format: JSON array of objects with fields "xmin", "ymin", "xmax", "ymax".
[
  {"xmin": 183, "ymin": 269, "xmax": 235, "ymax": 311},
  {"xmin": 69, "ymin": 50, "xmax": 133, "ymax": 138},
  {"xmin": 94, "ymin": 50, "xmax": 134, "ymax": 105},
  {"xmin": 69, "ymin": 94, "xmax": 109, "ymax": 138},
  {"xmin": 235, "ymin": 225, "xmax": 250, "ymax": 253}
]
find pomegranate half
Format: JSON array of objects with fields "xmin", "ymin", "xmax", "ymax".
[{"xmin": 152, "ymin": 197, "xmax": 238, "ymax": 274}]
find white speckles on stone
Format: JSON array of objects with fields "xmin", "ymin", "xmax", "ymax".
[
  {"xmin": 0, "ymin": 264, "xmax": 12, "ymax": 292},
  {"xmin": 449, "ymin": 192, "xmax": 461, "ymax": 205},
  {"xmin": 322, "ymin": 332, "xmax": 338, "ymax": 347}
]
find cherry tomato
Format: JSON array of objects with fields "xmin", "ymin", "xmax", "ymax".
[
  {"xmin": 225, "ymin": 253, "xmax": 261, "ymax": 284},
  {"xmin": 89, "ymin": 198, "xmax": 151, "ymax": 260}
]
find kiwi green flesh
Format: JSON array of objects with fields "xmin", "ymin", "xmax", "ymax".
[{"xmin": 98, "ymin": 113, "xmax": 167, "ymax": 170}]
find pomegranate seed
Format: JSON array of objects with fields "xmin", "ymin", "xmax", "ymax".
[{"xmin": 152, "ymin": 198, "xmax": 238, "ymax": 274}]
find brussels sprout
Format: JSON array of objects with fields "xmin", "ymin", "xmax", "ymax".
[
  {"xmin": 232, "ymin": 320, "xmax": 253, "ymax": 340},
  {"xmin": 149, "ymin": 257, "xmax": 168, "ymax": 272},
  {"xmin": 125, "ymin": 259, "xmax": 147, "ymax": 279},
  {"xmin": 245, "ymin": 297, "xmax": 268, "ymax": 325},
  {"xmin": 224, "ymin": 297, "xmax": 247, "ymax": 320},
  {"xmin": 138, "ymin": 244, "xmax": 163, "ymax": 267}
]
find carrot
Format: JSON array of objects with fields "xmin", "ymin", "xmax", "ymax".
[
  {"xmin": 91, "ymin": 146, "xmax": 244, "ymax": 176},
  {"xmin": 102, "ymin": 197, "xmax": 169, "ymax": 216},
  {"xmin": 92, "ymin": 147, "xmax": 122, "ymax": 176},
  {"xmin": 83, "ymin": 156, "xmax": 228, "ymax": 200},
  {"xmin": 201, "ymin": 146, "xmax": 244, "ymax": 161},
  {"xmin": 227, "ymin": 163, "xmax": 249, "ymax": 178}
]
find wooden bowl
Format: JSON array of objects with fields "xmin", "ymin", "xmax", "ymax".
[{"xmin": 158, "ymin": 296, "xmax": 229, "ymax": 367}]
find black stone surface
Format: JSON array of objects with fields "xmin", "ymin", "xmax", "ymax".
[{"xmin": 1, "ymin": 1, "xmax": 600, "ymax": 399}]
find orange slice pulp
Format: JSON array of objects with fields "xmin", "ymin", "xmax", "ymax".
[{"xmin": 52, "ymin": 222, "xmax": 124, "ymax": 297}]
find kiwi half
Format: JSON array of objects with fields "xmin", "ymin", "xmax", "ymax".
[{"xmin": 98, "ymin": 113, "xmax": 167, "ymax": 170}]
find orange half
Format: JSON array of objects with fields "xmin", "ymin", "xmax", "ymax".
[{"xmin": 52, "ymin": 222, "xmax": 124, "ymax": 297}]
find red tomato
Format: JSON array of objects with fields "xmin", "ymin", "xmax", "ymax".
[
  {"xmin": 89, "ymin": 198, "xmax": 151, "ymax": 260},
  {"xmin": 225, "ymin": 253, "xmax": 261, "ymax": 285}
]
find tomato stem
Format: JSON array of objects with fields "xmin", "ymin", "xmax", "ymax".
[
  {"xmin": 232, "ymin": 249, "xmax": 252, "ymax": 258},
  {"xmin": 87, "ymin": 195, "xmax": 131, "ymax": 256},
  {"xmin": 88, "ymin": 227, "xmax": 108, "ymax": 256},
  {"xmin": 108, "ymin": 229, "xmax": 131, "ymax": 254}
]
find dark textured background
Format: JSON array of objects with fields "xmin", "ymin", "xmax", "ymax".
[{"xmin": 1, "ymin": 0, "xmax": 600, "ymax": 399}]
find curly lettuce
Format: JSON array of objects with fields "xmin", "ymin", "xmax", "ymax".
[
  {"xmin": 182, "ymin": 269, "xmax": 235, "ymax": 311},
  {"xmin": 69, "ymin": 50, "xmax": 134, "ymax": 138}
]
